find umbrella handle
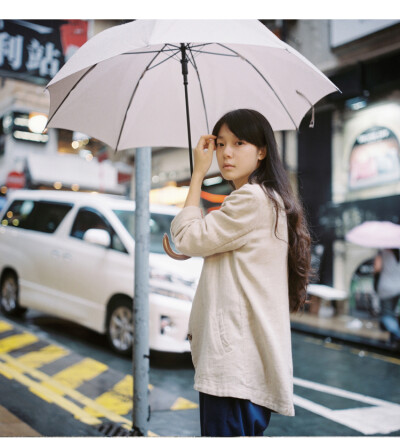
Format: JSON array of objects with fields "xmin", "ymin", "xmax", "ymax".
[{"xmin": 162, "ymin": 233, "xmax": 191, "ymax": 260}]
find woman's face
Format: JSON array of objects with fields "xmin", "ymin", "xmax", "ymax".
[{"xmin": 216, "ymin": 123, "xmax": 266, "ymax": 189}]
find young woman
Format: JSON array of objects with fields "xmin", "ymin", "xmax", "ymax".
[{"xmin": 170, "ymin": 109, "xmax": 312, "ymax": 437}]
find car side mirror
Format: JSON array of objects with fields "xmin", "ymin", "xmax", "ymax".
[{"xmin": 83, "ymin": 229, "xmax": 111, "ymax": 248}]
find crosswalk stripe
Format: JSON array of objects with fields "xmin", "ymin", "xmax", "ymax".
[
  {"xmin": 15, "ymin": 344, "xmax": 70, "ymax": 369},
  {"xmin": 0, "ymin": 333, "xmax": 38, "ymax": 354},
  {"xmin": 0, "ymin": 321, "xmax": 13, "ymax": 333}
]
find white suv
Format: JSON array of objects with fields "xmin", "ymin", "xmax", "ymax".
[{"xmin": 0, "ymin": 189, "xmax": 203, "ymax": 355}]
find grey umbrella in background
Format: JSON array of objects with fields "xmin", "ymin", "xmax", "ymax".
[{"xmin": 44, "ymin": 19, "xmax": 340, "ymax": 436}]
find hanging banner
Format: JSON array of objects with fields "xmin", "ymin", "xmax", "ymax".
[{"xmin": 0, "ymin": 20, "xmax": 88, "ymax": 85}]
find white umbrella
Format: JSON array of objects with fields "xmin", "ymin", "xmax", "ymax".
[
  {"xmin": 45, "ymin": 19, "xmax": 340, "ymax": 152},
  {"xmin": 345, "ymin": 221, "xmax": 400, "ymax": 248}
]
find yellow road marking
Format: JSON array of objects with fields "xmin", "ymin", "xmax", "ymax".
[
  {"xmin": 85, "ymin": 376, "xmax": 154, "ymax": 418},
  {"xmin": 305, "ymin": 337, "xmax": 324, "ymax": 345},
  {"xmin": 0, "ymin": 333, "xmax": 38, "ymax": 354},
  {"xmin": 0, "ymin": 321, "xmax": 13, "ymax": 333},
  {"xmin": 323, "ymin": 342, "xmax": 343, "ymax": 351},
  {"xmin": 86, "ymin": 375, "xmax": 133, "ymax": 417},
  {"xmin": 350, "ymin": 348, "xmax": 400, "ymax": 366},
  {"xmin": 368, "ymin": 352, "xmax": 400, "ymax": 366},
  {"xmin": 16, "ymin": 345, "xmax": 70, "ymax": 369},
  {"xmin": 0, "ymin": 352, "xmax": 157, "ymax": 435},
  {"xmin": 0, "ymin": 358, "xmax": 101, "ymax": 425},
  {"xmin": 306, "ymin": 336, "xmax": 400, "ymax": 365},
  {"xmin": 47, "ymin": 358, "xmax": 108, "ymax": 394},
  {"xmin": 171, "ymin": 397, "xmax": 198, "ymax": 411}
]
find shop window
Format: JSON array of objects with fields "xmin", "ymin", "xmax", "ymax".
[
  {"xmin": 349, "ymin": 258, "xmax": 380, "ymax": 319},
  {"xmin": 349, "ymin": 126, "xmax": 400, "ymax": 190},
  {"xmin": 58, "ymin": 128, "xmax": 110, "ymax": 160}
]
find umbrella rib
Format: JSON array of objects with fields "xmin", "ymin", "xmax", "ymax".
[
  {"xmin": 115, "ymin": 45, "xmax": 168, "ymax": 151},
  {"xmin": 45, "ymin": 64, "xmax": 97, "ymax": 129},
  {"xmin": 147, "ymin": 49, "xmax": 181, "ymax": 70},
  {"xmin": 122, "ymin": 46, "xmax": 181, "ymax": 55},
  {"xmin": 188, "ymin": 49, "xmax": 239, "ymax": 58},
  {"xmin": 216, "ymin": 43, "xmax": 299, "ymax": 130},
  {"xmin": 188, "ymin": 43, "xmax": 213, "ymax": 49},
  {"xmin": 187, "ymin": 46, "xmax": 210, "ymax": 134}
]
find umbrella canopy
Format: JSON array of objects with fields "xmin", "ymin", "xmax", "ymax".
[
  {"xmin": 45, "ymin": 19, "xmax": 340, "ymax": 150},
  {"xmin": 345, "ymin": 221, "xmax": 400, "ymax": 249}
]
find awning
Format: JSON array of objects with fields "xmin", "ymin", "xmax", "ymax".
[{"xmin": 25, "ymin": 153, "xmax": 125, "ymax": 194}]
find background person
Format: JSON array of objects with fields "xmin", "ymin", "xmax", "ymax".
[{"xmin": 374, "ymin": 248, "xmax": 400, "ymax": 348}]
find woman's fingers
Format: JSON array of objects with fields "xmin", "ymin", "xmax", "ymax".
[
  {"xmin": 197, "ymin": 135, "xmax": 217, "ymax": 150},
  {"xmin": 204, "ymin": 138, "xmax": 215, "ymax": 152},
  {"xmin": 192, "ymin": 135, "xmax": 216, "ymax": 176}
]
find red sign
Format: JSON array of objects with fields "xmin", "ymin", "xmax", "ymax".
[
  {"xmin": 118, "ymin": 172, "xmax": 131, "ymax": 184},
  {"xmin": 60, "ymin": 21, "xmax": 89, "ymax": 61},
  {"xmin": 6, "ymin": 171, "xmax": 26, "ymax": 189}
]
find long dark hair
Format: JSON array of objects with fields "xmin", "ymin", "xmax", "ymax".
[{"xmin": 212, "ymin": 109, "xmax": 312, "ymax": 313}]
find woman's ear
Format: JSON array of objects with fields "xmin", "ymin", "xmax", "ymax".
[{"xmin": 258, "ymin": 146, "xmax": 267, "ymax": 161}]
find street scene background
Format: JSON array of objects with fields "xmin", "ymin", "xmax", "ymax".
[{"xmin": 0, "ymin": 14, "xmax": 400, "ymax": 438}]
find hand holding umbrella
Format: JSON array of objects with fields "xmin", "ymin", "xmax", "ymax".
[
  {"xmin": 192, "ymin": 134, "xmax": 217, "ymax": 176},
  {"xmin": 163, "ymin": 135, "xmax": 217, "ymax": 259}
]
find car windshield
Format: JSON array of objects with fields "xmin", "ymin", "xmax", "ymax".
[{"xmin": 113, "ymin": 209, "xmax": 178, "ymax": 254}]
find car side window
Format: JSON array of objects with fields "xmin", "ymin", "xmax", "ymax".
[
  {"xmin": 70, "ymin": 207, "xmax": 127, "ymax": 253},
  {"xmin": 149, "ymin": 213, "xmax": 177, "ymax": 254},
  {"xmin": 1, "ymin": 199, "xmax": 73, "ymax": 234}
]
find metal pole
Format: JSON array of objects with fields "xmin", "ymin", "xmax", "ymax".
[{"xmin": 133, "ymin": 146, "xmax": 151, "ymax": 436}]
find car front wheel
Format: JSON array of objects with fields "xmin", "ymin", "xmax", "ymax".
[
  {"xmin": 106, "ymin": 297, "xmax": 134, "ymax": 356},
  {"xmin": 0, "ymin": 272, "xmax": 27, "ymax": 317}
]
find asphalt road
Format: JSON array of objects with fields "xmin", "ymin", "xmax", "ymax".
[{"xmin": 1, "ymin": 309, "xmax": 400, "ymax": 437}]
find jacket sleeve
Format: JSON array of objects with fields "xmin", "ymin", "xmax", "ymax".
[{"xmin": 170, "ymin": 184, "xmax": 259, "ymax": 257}]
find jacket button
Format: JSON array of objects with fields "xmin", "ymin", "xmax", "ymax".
[{"xmin": 187, "ymin": 333, "xmax": 192, "ymax": 341}]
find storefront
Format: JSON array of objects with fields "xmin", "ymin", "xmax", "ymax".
[{"xmin": 293, "ymin": 47, "xmax": 400, "ymax": 350}]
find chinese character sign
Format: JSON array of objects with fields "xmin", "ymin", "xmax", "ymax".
[{"xmin": 0, "ymin": 20, "xmax": 88, "ymax": 84}]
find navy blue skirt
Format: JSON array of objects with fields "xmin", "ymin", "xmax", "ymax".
[{"xmin": 199, "ymin": 392, "xmax": 272, "ymax": 437}]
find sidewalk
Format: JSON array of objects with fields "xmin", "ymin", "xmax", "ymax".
[
  {"xmin": 0, "ymin": 404, "xmax": 40, "ymax": 437},
  {"xmin": 290, "ymin": 312, "xmax": 399, "ymax": 352}
]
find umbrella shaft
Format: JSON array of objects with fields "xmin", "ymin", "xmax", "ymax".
[{"xmin": 180, "ymin": 43, "xmax": 194, "ymax": 177}]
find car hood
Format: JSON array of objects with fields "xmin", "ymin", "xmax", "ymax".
[{"xmin": 149, "ymin": 252, "xmax": 203, "ymax": 285}]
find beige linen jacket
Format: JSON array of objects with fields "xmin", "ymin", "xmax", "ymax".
[{"xmin": 170, "ymin": 182, "xmax": 294, "ymax": 417}]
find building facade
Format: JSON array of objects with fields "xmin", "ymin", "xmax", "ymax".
[{"xmin": 285, "ymin": 20, "xmax": 400, "ymax": 328}]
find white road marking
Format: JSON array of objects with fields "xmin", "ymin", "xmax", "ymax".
[{"xmin": 293, "ymin": 377, "xmax": 400, "ymax": 435}]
